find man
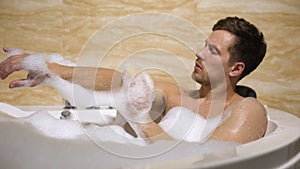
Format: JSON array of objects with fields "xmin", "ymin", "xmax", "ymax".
[{"xmin": 0, "ymin": 16, "xmax": 268, "ymax": 143}]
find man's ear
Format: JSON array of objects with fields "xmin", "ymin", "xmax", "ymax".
[{"xmin": 229, "ymin": 62, "xmax": 245, "ymax": 78}]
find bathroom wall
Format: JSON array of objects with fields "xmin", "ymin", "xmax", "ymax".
[{"xmin": 0, "ymin": 0, "xmax": 299, "ymax": 117}]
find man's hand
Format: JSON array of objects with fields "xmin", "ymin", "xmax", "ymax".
[
  {"xmin": 117, "ymin": 71, "xmax": 155, "ymax": 123},
  {"xmin": 0, "ymin": 47, "xmax": 51, "ymax": 88},
  {"xmin": 0, "ymin": 48, "xmax": 29, "ymax": 79}
]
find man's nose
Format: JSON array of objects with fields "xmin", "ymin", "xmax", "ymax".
[{"xmin": 195, "ymin": 49, "xmax": 205, "ymax": 60}]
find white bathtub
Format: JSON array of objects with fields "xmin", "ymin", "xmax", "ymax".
[{"xmin": 0, "ymin": 104, "xmax": 299, "ymax": 169}]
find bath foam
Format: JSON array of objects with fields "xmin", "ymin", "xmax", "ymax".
[
  {"xmin": 85, "ymin": 124, "xmax": 146, "ymax": 146},
  {"xmin": 159, "ymin": 107, "xmax": 207, "ymax": 142},
  {"xmin": 25, "ymin": 110, "xmax": 86, "ymax": 139},
  {"xmin": 0, "ymin": 101, "xmax": 145, "ymax": 143},
  {"xmin": 0, "ymin": 103, "xmax": 85, "ymax": 139}
]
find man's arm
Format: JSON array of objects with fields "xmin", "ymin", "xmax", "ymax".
[
  {"xmin": 128, "ymin": 115, "xmax": 173, "ymax": 142},
  {"xmin": 47, "ymin": 63, "xmax": 122, "ymax": 91},
  {"xmin": 0, "ymin": 51, "xmax": 122, "ymax": 91},
  {"xmin": 131, "ymin": 81, "xmax": 182, "ymax": 142}
]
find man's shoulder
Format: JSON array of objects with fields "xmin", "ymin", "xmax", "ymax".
[
  {"xmin": 239, "ymin": 97, "xmax": 264, "ymax": 107},
  {"xmin": 233, "ymin": 97, "xmax": 267, "ymax": 116}
]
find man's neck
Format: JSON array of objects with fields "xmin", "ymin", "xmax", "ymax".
[
  {"xmin": 196, "ymin": 83, "xmax": 240, "ymax": 118},
  {"xmin": 198, "ymin": 82, "xmax": 238, "ymax": 105}
]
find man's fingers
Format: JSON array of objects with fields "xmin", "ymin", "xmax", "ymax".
[
  {"xmin": 0, "ymin": 54, "xmax": 28, "ymax": 79},
  {"xmin": 3, "ymin": 47, "xmax": 9, "ymax": 52},
  {"xmin": 9, "ymin": 80, "xmax": 26, "ymax": 88},
  {"xmin": 8, "ymin": 74, "xmax": 47, "ymax": 88},
  {"xmin": 30, "ymin": 74, "xmax": 48, "ymax": 87}
]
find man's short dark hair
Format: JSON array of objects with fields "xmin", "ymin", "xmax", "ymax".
[{"xmin": 212, "ymin": 16, "xmax": 267, "ymax": 80}]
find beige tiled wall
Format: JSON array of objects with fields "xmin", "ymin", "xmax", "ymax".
[{"xmin": 0, "ymin": 0, "xmax": 299, "ymax": 117}]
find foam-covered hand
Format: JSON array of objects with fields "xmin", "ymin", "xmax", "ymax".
[
  {"xmin": 115, "ymin": 71, "xmax": 155, "ymax": 124},
  {"xmin": 1, "ymin": 47, "xmax": 73, "ymax": 88}
]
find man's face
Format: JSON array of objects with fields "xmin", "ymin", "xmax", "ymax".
[{"xmin": 192, "ymin": 30, "xmax": 236, "ymax": 85}]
